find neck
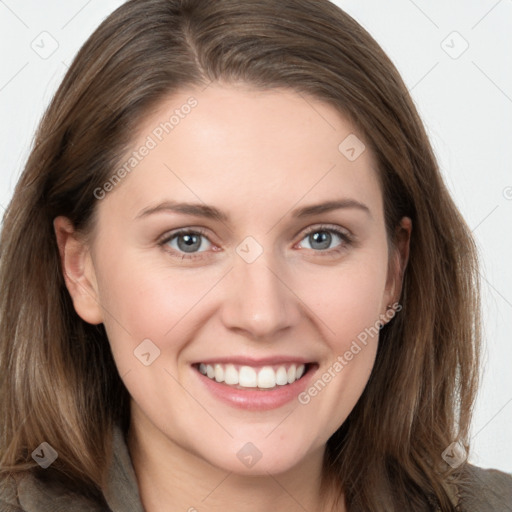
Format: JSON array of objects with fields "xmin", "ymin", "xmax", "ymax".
[{"xmin": 126, "ymin": 407, "xmax": 343, "ymax": 512}]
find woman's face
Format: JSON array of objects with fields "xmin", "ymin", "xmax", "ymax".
[{"xmin": 59, "ymin": 83, "xmax": 409, "ymax": 475}]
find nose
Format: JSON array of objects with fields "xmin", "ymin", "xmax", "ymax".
[{"xmin": 219, "ymin": 249, "xmax": 301, "ymax": 340}]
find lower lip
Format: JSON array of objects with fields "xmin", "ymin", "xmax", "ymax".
[{"xmin": 193, "ymin": 364, "xmax": 317, "ymax": 411}]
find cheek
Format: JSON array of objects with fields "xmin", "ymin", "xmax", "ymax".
[
  {"xmin": 292, "ymin": 253, "xmax": 388, "ymax": 427},
  {"xmin": 299, "ymin": 255, "xmax": 388, "ymax": 347},
  {"xmin": 93, "ymin": 248, "xmax": 230, "ymax": 369}
]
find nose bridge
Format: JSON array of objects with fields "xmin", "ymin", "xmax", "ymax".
[{"xmin": 220, "ymin": 239, "xmax": 299, "ymax": 339}]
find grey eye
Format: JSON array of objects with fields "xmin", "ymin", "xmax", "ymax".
[
  {"xmin": 299, "ymin": 230, "xmax": 344, "ymax": 251},
  {"xmin": 167, "ymin": 232, "xmax": 211, "ymax": 254}
]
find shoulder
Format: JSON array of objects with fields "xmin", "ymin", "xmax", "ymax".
[
  {"xmin": 0, "ymin": 474, "xmax": 23, "ymax": 512},
  {"xmin": 0, "ymin": 474, "xmax": 22, "ymax": 512},
  {"xmin": 457, "ymin": 463, "xmax": 512, "ymax": 511},
  {"xmin": 0, "ymin": 471, "xmax": 108, "ymax": 512},
  {"xmin": 0, "ymin": 423, "xmax": 140, "ymax": 512}
]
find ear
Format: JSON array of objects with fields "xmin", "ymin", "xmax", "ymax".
[
  {"xmin": 53, "ymin": 216, "xmax": 104, "ymax": 325},
  {"xmin": 382, "ymin": 216, "xmax": 412, "ymax": 318}
]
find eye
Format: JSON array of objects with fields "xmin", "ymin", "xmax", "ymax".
[
  {"xmin": 159, "ymin": 228, "xmax": 213, "ymax": 260},
  {"xmin": 296, "ymin": 225, "xmax": 352, "ymax": 253},
  {"xmin": 158, "ymin": 224, "xmax": 353, "ymax": 261}
]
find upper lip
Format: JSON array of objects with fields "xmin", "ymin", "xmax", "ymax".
[{"xmin": 192, "ymin": 356, "xmax": 314, "ymax": 366}]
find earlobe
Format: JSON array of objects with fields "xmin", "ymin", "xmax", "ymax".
[{"xmin": 53, "ymin": 216, "xmax": 104, "ymax": 325}]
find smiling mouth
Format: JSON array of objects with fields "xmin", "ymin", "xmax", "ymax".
[{"xmin": 193, "ymin": 362, "xmax": 314, "ymax": 390}]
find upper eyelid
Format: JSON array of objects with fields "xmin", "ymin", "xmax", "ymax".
[
  {"xmin": 300, "ymin": 224, "xmax": 351, "ymax": 237},
  {"xmin": 158, "ymin": 226, "xmax": 211, "ymax": 243}
]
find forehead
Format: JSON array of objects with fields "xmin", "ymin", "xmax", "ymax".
[{"xmin": 97, "ymin": 83, "xmax": 382, "ymax": 224}]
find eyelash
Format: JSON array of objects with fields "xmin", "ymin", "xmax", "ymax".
[{"xmin": 158, "ymin": 224, "xmax": 353, "ymax": 261}]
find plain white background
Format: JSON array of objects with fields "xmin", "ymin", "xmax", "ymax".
[{"xmin": 0, "ymin": 1, "xmax": 511, "ymax": 473}]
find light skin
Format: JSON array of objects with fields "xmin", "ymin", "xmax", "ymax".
[{"xmin": 55, "ymin": 83, "xmax": 411, "ymax": 512}]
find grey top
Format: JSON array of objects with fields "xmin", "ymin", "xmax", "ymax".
[{"xmin": 1, "ymin": 425, "xmax": 511, "ymax": 511}]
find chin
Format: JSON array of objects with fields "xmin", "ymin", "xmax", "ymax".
[{"xmin": 195, "ymin": 433, "xmax": 318, "ymax": 476}]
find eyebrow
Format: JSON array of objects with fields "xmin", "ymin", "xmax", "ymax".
[{"xmin": 135, "ymin": 199, "xmax": 371, "ymax": 222}]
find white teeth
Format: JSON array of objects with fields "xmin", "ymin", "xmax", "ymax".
[
  {"xmin": 198, "ymin": 362, "xmax": 307, "ymax": 389},
  {"xmin": 257, "ymin": 366, "xmax": 276, "ymax": 389},
  {"xmin": 287, "ymin": 365, "xmax": 296, "ymax": 384},
  {"xmin": 224, "ymin": 364, "xmax": 239, "ymax": 385},
  {"xmin": 214, "ymin": 364, "xmax": 224, "ymax": 383},
  {"xmin": 276, "ymin": 366, "xmax": 288, "ymax": 385},
  {"xmin": 239, "ymin": 366, "xmax": 257, "ymax": 387}
]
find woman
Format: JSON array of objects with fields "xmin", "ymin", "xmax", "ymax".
[{"xmin": 1, "ymin": 0, "xmax": 511, "ymax": 510}]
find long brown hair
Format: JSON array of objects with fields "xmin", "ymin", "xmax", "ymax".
[{"xmin": 0, "ymin": 0, "xmax": 480, "ymax": 509}]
